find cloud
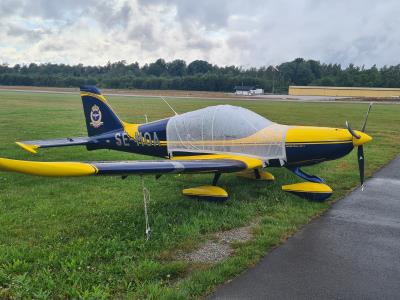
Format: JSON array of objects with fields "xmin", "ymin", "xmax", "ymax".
[
  {"xmin": 6, "ymin": 24, "xmax": 50, "ymax": 42},
  {"xmin": 0, "ymin": 0, "xmax": 399, "ymax": 67}
]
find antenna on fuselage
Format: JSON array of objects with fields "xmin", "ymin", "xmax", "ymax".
[
  {"xmin": 160, "ymin": 96, "xmax": 179, "ymax": 115},
  {"xmin": 139, "ymin": 96, "xmax": 149, "ymax": 123}
]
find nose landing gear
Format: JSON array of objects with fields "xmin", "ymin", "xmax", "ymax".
[{"xmin": 282, "ymin": 167, "xmax": 333, "ymax": 201}]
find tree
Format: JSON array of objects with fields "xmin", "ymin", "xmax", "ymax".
[
  {"xmin": 147, "ymin": 58, "xmax": 167, "ymax": 77},
  {"xmin": 0, "ymin": 58, "xmax": 399, "ymax": 92},
  {"xmin": 187, "ymin": 60, "xmax": 213, "ymax": 75},
  {"xmin": 167, "ymin": 59, "xmax": 186, "ymax": 77}
]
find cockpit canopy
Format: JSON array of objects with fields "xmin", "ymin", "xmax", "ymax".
[{"xmin": 166, "ymin": 105, "xmax": 288, "ymax": 161}]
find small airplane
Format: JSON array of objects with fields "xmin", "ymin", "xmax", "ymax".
[{"xmin": 0, "ymin": 86, "xmax": 372, "ymax": 202}]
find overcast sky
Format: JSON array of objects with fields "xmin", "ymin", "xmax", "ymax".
[{"xmin": 0, "ymin": 0, "xmax": 399, "ymax": 67}]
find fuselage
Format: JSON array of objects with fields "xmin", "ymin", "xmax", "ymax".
[{"xmin": 86, "ymin": 117, "xmax": 358, "ymax": 168}]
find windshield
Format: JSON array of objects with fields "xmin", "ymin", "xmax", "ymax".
[{"xmin": 166, "ymin": 105, "xmax": 288, "ymax": 160}]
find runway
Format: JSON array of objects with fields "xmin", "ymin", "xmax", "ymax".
[{"xmin": 0, "ymin": 86, "xmax": 399, "ymax": 104}]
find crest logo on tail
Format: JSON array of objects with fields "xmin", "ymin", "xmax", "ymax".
[{"xmin": 90, "ymin": 105, "xmax": 103, "ymax": 128}]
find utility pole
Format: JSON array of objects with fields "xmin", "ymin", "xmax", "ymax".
[
  {"xmin": 272, "ymin": 72, "xmax": 275, "ymax": 94},
  {"xmin": 270, "ymin": 65, "xmax": 279, "ymax": 94}
]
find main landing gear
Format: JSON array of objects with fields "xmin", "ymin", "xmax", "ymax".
[
  {"xmin": 182, "ymin": 172, "xmax": 228, "ymax": 201},
  {"xmin": 236, "ymin": 168, "xmax": 275, "ymax": 181},
  {"xmin": 182, "ymin": 168, "xmax": 275, "ymax": 202}
]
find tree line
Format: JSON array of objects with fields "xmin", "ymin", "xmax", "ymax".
[{"xmin": 0, "ymin": 58, "xmax": 400, "ymax": 92}]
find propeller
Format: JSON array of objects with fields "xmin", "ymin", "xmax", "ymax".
[{"xmin": 346, "ymin": 103, "xmax": 373, "ymax": 190}]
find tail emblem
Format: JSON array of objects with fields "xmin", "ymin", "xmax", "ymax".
[{"xmin": 90, "ymin": 105, "xmax": 103, "ymax": 128}]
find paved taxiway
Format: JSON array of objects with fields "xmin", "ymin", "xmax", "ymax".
[
  {"xmin": 1, "ymin": 87, "xmax": 399, "ymax": 104},
  {"xmin": 210, "ymin": 156, "xmax": 400, "ymax": 300}
]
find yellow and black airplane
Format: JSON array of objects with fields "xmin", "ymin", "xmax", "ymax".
[{"xmin": 0, "ymin": 86, "xmax": 372, "ymax": 202}]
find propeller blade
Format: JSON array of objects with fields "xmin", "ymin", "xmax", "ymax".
[
  {"xmin": 346, "ymin": 121, "xmax": 361, "ymax": 139},
  {"xmin": 348, "ymin": 103, "xmax": 371, "ymax": 191},
  {"xmin": 358, "ymin": 145, "xmax": 365, "ymax": 189},
  {"xmin": 361, "ymin": 103, "xmax": 373, "ymax": 132}
]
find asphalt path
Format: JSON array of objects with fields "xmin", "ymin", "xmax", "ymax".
[{"xmin": 210, "ymin": 156, "xmax": 400, "ymax": 300}]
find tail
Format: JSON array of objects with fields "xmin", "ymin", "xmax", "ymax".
[{"xmin": 80, "ymin": 86, "xmax": 123, "ymax": 136}]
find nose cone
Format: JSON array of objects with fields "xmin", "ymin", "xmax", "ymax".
[{"xmin": 353, "ymin": 131, "xmax": 372, "ymax": 146}]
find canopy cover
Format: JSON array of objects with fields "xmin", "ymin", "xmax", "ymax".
[{"xmin": 166, "ymin": 105, "xmax": 288, "ymax": 161}]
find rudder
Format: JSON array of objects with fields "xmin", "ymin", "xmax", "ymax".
[{"xmin": 80, "ymin": 86, "xmax": 123, "ymax": 136}]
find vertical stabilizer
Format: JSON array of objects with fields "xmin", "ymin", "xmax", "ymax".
[{"xmin": 80, "ymin": 86, "xmax": 123, "ymax": 136}]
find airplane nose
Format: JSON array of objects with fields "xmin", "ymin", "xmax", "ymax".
[{"xmin": 352, "ymin": 131, "xmax": 372, "ymax": 146}]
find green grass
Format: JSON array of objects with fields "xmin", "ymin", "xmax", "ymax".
[{"xmin": 0, "ymin": 90, "xmax": 399, "ymax": 299}]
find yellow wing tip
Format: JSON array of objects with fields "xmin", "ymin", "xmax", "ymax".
[
  {"xmin": 16, "ymin": 142, "xmax": 39, "ymax": 154},
  {"xmin": 0, "ymin": 157, "xmax": 97, "ymax": 177}
]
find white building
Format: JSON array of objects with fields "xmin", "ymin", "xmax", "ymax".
[{"xmin": 234, "ymin": 86, "xmax": 264, "ymax": 96}]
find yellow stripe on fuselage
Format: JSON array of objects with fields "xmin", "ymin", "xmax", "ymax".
[
  {"xmin": 286, "ymin": 126, "xmax": 353, "ymax": 144},
  {"xmin": 157, "ymin": 126, "xmax": 354, "ymax": 153},
  {"xmin": 123, "ymin": 122, "xmax": 140, "ymax": 138},
  {"xmin": 166, "ymin": 126, "xmax": 353, "ymax": 149}
]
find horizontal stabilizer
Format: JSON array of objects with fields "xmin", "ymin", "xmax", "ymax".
[{"xmin": 16, "ymin": 137, "xmax": 90, "ymax": 154}]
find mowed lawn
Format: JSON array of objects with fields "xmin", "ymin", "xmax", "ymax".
[{"xmin": 0, "ymin": 90, "xmax": 399, "ymax": 299}]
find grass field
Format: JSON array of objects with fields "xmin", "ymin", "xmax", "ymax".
[{"xmin": 0, "ymin": 90, "xmax": 399, "ymax": 299}]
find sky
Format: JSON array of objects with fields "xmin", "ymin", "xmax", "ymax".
[{"xmin": 0, "ymin": 0, "xmax": 399, "ymax": 67}]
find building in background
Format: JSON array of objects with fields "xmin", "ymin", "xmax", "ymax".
[
  {"xmin": 234, "ymin": 86, "xmax": 264, "ymax": 96},
  {"xmin": 289, "ymin": 86, "xmax": 400, "ymax": 98}
]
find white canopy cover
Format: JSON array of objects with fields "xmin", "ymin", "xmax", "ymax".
[{"xmin": 166, "ymin": 105, "xmax": 288, "ymax": 161}]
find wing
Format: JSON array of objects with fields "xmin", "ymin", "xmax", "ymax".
[
  {"xmin": 0, "ymin": 154, "xmax": 263, "ymax": 177},
  {"xmin": 16, "ymin": 137, "xmax": 90, "ymax": 154}
]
